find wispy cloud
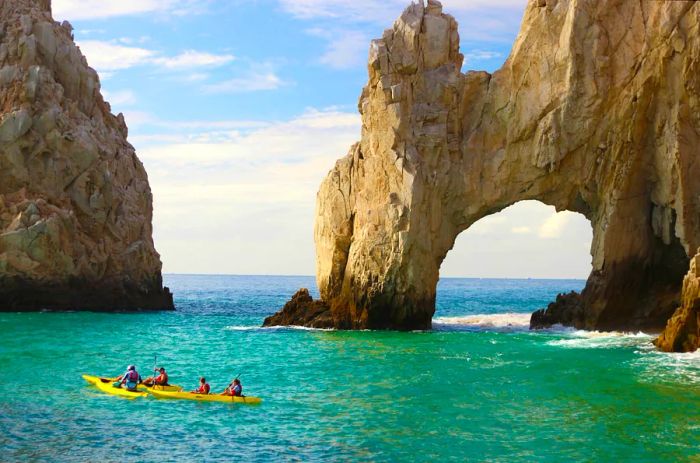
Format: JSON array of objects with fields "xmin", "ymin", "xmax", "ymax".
[
  {"xmin": 153, "ymin": 51, "xmax": 235, "ymax": 69},
  {"xmin": 52, "ymin": 0, "xmax": 210, "ymax": 21},
  {"xmin": 102, "ymin": 90, "xmax": 137, "ymax": 107},
  {"xmin": 77, "ymin": 41, "xmax": 154, "ymax": 71},
  {"xmin": 202, "ymin": 71, "xmax": 285, "ymax": 94},
  {"xmin": 464, "ymin": 49, "xmax": 503, "ymax": 62},
  {"xmin": 278, "ymin": 0, "xmax": 527, "ymax": 52},
  {"xmin": 135, "ymin": 108, "xmax": 361, "ymax": 274},
  {"xmin": 306, "ymin": 29, "xmax": 369, "ymax": 70},
  {"xmin": 76, "ymin": 40, "xmax": 235, "ymax": 75},
  {"xmin": 278, "ymin": 0, "xmax": 525, "ymax": 24}
]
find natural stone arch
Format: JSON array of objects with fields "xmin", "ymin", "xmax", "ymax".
[{"xmin": 268, "ymin": 0, "xmax": 700, "ymax": 343}]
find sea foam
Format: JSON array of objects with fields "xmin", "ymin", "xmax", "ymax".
[
  {"xmin": 546, "ymin": 330, "xmax": 654, "ymax": 349},
  {"xmin": 433, "ymin": 313, "xmax": 533, "ymax": 332},
  {"xmin": 224, "ymin": 325, "xmax": 335, "ymax": 332}
]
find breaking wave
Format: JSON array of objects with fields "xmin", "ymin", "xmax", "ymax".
[
  {"xmin": 224, "ymin": 325, "xmax": 335, "ymax": 332},
  {"xmin": 546, "ymin": 330, "xmax": 654, "ymax": 349},
  {"xmin": 433, "ymin": 313, "xmax": 534, "ymax": 332}
]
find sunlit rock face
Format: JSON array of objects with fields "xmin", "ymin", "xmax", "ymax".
[
  {"xmin": 0, "ymin": 0, "xmax": 173, "ymax": 311},
  {"xmin": 272, "ymin": 0, "xmax": 700, "ymax": 350}
]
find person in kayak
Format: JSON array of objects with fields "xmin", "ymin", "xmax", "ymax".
[
  {"xmin": 222, "ymin": 378, "xmax": 243, "ymax": 397},
  {"xmin": 143, "ymin": 367, "xmax": 169, "ymax": 387},
  {"xmin": 117, "ymin": 365, "xmax": 142, "ymax": 391},
  {"xmin": 192, "ymin": 377, "xmax": 210, "ymax": 394}
]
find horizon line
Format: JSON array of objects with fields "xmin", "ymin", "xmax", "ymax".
[{"xmin": 162, "ymin": 273, "xmax": 588, "ymax": 281}]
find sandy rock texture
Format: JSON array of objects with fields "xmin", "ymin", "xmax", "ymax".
[
  {"xmin": 0, "ymin": 0, "xmax": 173, "ymax": 311},
  {"xmin": 268, "ymin": 0, "xmax": 700, "ymax": 351},
  {"xmin": 654, "ymin": 249, "xmax": 700, "ymax": 352}
]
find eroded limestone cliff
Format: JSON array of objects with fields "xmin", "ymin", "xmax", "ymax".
[
  {"xmin": 267, "ymin": 0, "xmax": 700, "ymax": 350},
  {"xmin": 0, "ymin": 0, "xmax": 173, "ymax": 310}
]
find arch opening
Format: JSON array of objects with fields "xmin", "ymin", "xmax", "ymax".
[
  {"xmin": 440, "ymin": 200, "xmax": 593, "ymax": 280},
  {"xmin": 434, "ymin": 201, "xmax": 593, "ymax": 325}
]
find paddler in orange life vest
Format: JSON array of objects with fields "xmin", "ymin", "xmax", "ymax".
[
  {"xmin": 192, "ymin": 377, "xmax": 210, "ymax": 394},
  {"xmin": 143, "ymin": 367, "xmax": 169, "ymax": 387}
]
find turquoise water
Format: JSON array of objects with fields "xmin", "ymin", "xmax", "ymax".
[{"xmin": 0, "ymin": 275, "xmax": 698, "ymax": 462}]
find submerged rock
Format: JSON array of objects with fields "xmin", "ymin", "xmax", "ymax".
[
  {"xmin": 655, "ymin": 250, "xmax": 700, "ymax": 352},
  {"xmin": 0, "ymin": 1, "xmax": 172, "ymax": 311},
  {"xmin": 269, "ymin": 0, "xmax": 700, "ymax": 349}
]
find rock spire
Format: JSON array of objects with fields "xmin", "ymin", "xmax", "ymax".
[{"xmin": 0, "ymin": 0, "xmax": 173, "ymax": 310}]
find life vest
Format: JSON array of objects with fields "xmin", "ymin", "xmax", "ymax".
[
  {"xmin": 233, "ymin": 384, "xmax": 242, "ymax": 396},
  {"xmin": 157, "ymin": 373, "xmax": 168, "ymax": 384},
  {"xmin": 127, "ymin": 370, "xmax": 139, "ymax": 382}
]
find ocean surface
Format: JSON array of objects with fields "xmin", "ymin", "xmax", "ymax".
[{"xmin": 0, "ymin": 275, "xmax": 698, "ymax": 462}]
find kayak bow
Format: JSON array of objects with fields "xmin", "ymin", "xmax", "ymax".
[
  {"xmin": 90, "ymin": 377, "xmax": 148, "ymax": 399},
  {"xmin": 82, "ymin": 374, "xmax": 183, "ymax": 392}
]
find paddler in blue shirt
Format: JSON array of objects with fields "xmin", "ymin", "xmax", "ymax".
[
  {"xmin": 222, "ymin": 378, "xmax": 243, "ymax": 396},
  {"xmin": 115, "ymin": 365, "xmax": 142, "ymax": 391}
]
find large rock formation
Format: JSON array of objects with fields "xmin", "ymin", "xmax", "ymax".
[
  {"xmin": 267, "ymin": 0, "xmax": 700, "ymax": 350},
  {"xmin": 0, "ymin": 0, "xmax": 173, "ymax": 311},
  {"xmin": 654, "ymin": 248, "xmax": 700, "ymax": 352}
]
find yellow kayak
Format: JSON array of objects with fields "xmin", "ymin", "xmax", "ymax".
[
  {"xmin": 149, "ymin": 389, "xmax": 262, "ymax": 404},
  {"xmin": 82, "ymin": 374, "xmax": 183, "ymax": 392},
  {"xmin": 90, "ymin": 376, "xmax": 148, "ymax": 399},
  {"xmin": 140, "ymin": 383, "xmax": 184, "ymax": 393}
]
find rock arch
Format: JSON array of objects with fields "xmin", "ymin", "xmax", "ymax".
[{"xmin": 267, "ymin": 0, "xmax": 700, "ymax": 348}]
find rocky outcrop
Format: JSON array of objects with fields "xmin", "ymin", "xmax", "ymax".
[
  {"xmin": 0, "ymin": 0, "xmax": 173, "ymax": 311},
  {"xmin": 530, "ymin": 292, "xmax": 583, "ymax": 330},
  {"xmin": 655, "ymin": 249, "xmax": 700, "ymax": 352},
  {"xmin": 262, "ymin": 289, "xmax": 333, "ymax": 328},
  {"xmin": 266, "ymin": 0, "xmax": 700, "ymax": 350}
]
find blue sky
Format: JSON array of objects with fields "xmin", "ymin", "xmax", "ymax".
[{"xmin": 50, "ymin": 0, "xmax": 593, "ymax": 278}]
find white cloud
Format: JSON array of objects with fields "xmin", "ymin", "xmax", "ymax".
[
  {"xmin": 76, "ymin": 40, "xmax": 236, "ymax": 77},
  {"xmin": 52, "ymin": 0, "xmax": 209, "ymax": 21},
  {"xmin": 53, "ymin": 0, "xmax": 166, "ymax": 20},
  {"xmin": 102, "ymin": 90, "xmax": 137, "ymax": 107},
  {"xmin": 77, "ymin": 41, "xmax": 154, "ymax": 71},
  {"xmin": 202, "ymin": 71, "xmax": 285, "ymax": 94},
  {"xmin": 281, "ymin": 0, "xmax": 526, "ymax": 66},
  {"xmin": 278, "ymin": 0, "xmax": 525, "ymax": 23},
  {"xmin": 77, "ymin": 40, "xmax": 278, "ymax": 94},
  {"xmin": 464, "ymin": 49, "xmax": 503, "ymax": 63},
  {"xmin": 135, "ymin": 108, "xmax": 361, "ymax": 274},
  {"xmin": 539, "ymin": 212, "xmax": 573, "ymax": 239},
  {"xmin": 466, "ymin": 214, "xmax": 508, "ymax": 236},
  {"xmin": 307, "ymin": 29, "xmax": 369, "ymax": 70},
  {"xmin": 511, "ymin": 226, "xmax": 531, "ymax": 234},
  {"xmin": 441, "ymin": 201, "xmax": 593, "ymax": 279},
  {"xmin": 153, "ymin": 51, "xmax": 235, "ymax": 69}
]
